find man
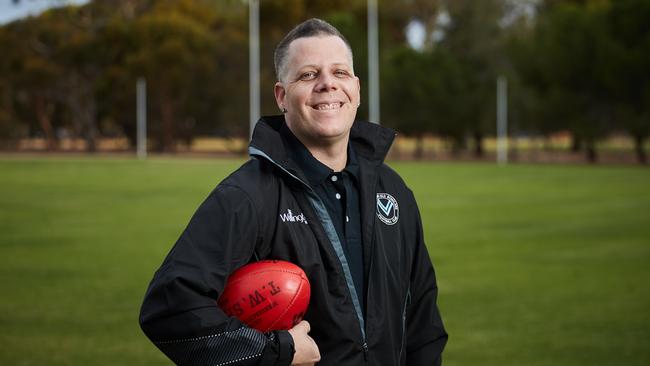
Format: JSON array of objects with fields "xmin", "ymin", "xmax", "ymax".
[{"xmin": 140, "ymin": 18, "xmax": 447, "ymax": 365}]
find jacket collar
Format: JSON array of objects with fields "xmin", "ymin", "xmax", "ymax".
[
  {"xmin": 249, "ymin": 115, "xmax": 396, "ymax": 171},
  {"xmin": 279, "ymin": 122, "xmax": 360, "ymax": 188}
]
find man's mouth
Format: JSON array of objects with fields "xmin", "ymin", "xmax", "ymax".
[{"xmin": 312, "ymin": 102, "xmax": 343, "ymax": 110}]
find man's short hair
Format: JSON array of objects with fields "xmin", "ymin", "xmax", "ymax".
[{"xmin": 274, "ymin": 18, "xmax": 354, "ymax": 82}]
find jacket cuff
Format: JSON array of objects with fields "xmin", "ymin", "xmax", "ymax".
[{"xmin": 274, "ymin": 330, "xmax": 295, "ymax": 365}]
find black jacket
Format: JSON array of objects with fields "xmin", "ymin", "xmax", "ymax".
[{"xmin": 139, "ymin": 116, "xmax": 448, "ymax": 365}]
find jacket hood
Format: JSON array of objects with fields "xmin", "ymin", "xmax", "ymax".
[{"xmin": 249, "ymin": 115, "xmax": 396, "ymax": 168}]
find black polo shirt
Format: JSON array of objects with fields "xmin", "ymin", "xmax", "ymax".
[{"xmin": 280, "ymin": 124, "xmax": 365, "ymax": 313}]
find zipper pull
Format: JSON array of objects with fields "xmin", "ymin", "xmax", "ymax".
[{"xmin": 362, "ymin": 342, "xmax": 369, "ymax": 361}]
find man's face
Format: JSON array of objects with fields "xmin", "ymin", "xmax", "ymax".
[{"xmin": 274, "ymin": 35, "xmax": 361, "ymax": 149}]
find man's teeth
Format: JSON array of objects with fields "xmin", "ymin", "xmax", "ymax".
[{"xmin": 315, "ymin": 103, "xmax": 342, "ymax": 110}]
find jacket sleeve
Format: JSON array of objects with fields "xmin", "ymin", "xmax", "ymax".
[
  {"xmin": 139, "ymin": 184, "xmax": 294, "ymax": 366},
  {"xmin": 405, "ymin": 197, "xmax": 448, "ymax": 365}
]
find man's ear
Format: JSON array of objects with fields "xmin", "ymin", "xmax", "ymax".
[{"xmin": 274, "ymin": 82, "xmax": 286, "ymax": 111}]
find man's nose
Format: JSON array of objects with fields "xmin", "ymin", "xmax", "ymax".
[{"xmin": 315, "ymin": 72, "xmax": 337, "ymax": 92}]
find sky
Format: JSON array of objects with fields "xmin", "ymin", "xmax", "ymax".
[{"xmin": 0, "ymin": 0, "xmax": 88, "ymax": 24}]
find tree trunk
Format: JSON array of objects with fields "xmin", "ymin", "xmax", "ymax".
[
  {"xmin": 571, "ymin": 134, "xmax": 582, "ymax": 153},
  {"xmin": 33, "ymin": 94, "xmax": 57, "ymax": 150},
  {"xmin": 633, "ymin": 134, "xmax": 647, "ymax": 165},
  {"xmin": 414, "ymin": 134, "xmax": 424, "ymax": 160},
  {"xmin": 81, "ymin": 101, "xmax": 98, "ymax": 153},
  {"xmin": 473, "ymin": 132, "xmax": 483, "ymax": 157},
  {"xmin": 76, "ymin": 94, "xmax": 97, "ymax": 153},
  {"xmin": 451, "ymin": 136, "xmax": 464, "ymax": 157},
  {"xmin": 585, "ymin": 139, "xmax": 597, "ymax": 163},
  {"xmin": 160, "ymin": 95, "xmax": 176, "ymax": 152},
  {"xmin": 66, "ymin": 74, "xmax": 98, "ymax": 152}
]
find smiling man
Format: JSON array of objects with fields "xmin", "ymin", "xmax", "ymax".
[
  {"xmin": 140, "ymin": 18, "xmax": 447, "ymax": 366},
  {"xmin": 274, "ymin": 32, "xmax": 360, "ymax": 172}
]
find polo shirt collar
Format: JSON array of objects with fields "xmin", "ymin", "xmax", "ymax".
[{"xmin": 279, "ymin": 122, "xmax": 359, "ymax": 188}]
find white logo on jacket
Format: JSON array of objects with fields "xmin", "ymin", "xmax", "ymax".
[
  {"xmin": 376, "ymin": 193, "xmax": 399, "ymax": 225},
  {"xmin": 280, "ymin": 209, "xmax": 308, "ymax": 225}
]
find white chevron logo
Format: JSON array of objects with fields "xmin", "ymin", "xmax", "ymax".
[{"xmin": 376, "ymin": 193, "xmax": 399, "ymax": 225}]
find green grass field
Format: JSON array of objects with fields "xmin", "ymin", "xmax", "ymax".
[{"xmin": 1, "ymin": 157, "xmax": 649, "ymax": 365}]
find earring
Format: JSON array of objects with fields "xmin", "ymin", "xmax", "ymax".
[{"xmin": 281, "ymin": 106, "xmax": 287, "ymax": 113}]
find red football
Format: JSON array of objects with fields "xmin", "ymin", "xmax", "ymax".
[{"xmin": 217, "ymin": 260, "xmax": 311, "ymax": 332}]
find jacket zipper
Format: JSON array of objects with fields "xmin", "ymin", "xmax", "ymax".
[
  {"xmin": 362, "ymin": 341, "xmax": 369, "ymax": 361},
  {"xmin": 250, "ymin": 147, "xmax": 369, "ymax": 357}
]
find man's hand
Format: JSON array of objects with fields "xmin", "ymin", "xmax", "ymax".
[{"xmin": 288, "ymin": 320, "xmax": 320, "ymax": 365}]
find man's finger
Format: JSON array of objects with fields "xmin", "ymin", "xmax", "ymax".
[{"xmin": 295, "ymin": 320, "xmax": 310, "ymax": 333}]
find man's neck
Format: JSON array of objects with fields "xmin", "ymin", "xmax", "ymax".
[
  {"xmin": 284, "ymin": 122, "xmax": 350, "ymax": 172},
  {"xmin": 307, "ymin": 140, "xmax": 348, "ymax": 172}
]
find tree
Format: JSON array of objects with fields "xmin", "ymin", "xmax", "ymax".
[
  {"xmin": 439, "ymin": 0, "xmax": 509, "ymax": 157},
  {"xmin": 55, "ymin": 5, "xmax": 105, "ymax": 152},
  {"xmin": 121, "ymin": 0, "xmax": 219, "ymax": 151},
  {"xmin": 382, "ymin": 46, "xmax": 468, "ymax": 158},
  {"xmin": 605, "ymin": 0, "xmax": 650, "ymax": 163},
  {"xmin": 0, "ymin": 13, "xmax": 66, "ymax": 150},
  {"xmin": 513, "ymin": 1, "xmax": 616, "ymax": 162}
]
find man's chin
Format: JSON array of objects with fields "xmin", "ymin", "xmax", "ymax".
[
  {"xmin": 313, "ymin": 128, "xmax": 351, "ymax": 143},
  {"xmin": 311, "ymin": 115, "xmax": 355, "ymax": 129}
]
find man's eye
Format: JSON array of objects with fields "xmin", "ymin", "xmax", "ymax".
[
  {"xmin": 334, "ymin": 70, "xmax": 350, "ymax": 77},
  {"xmin": 299, "ymin": 72, "xmax": 317, "ymax": 81}
]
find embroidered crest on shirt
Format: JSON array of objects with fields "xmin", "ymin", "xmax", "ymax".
[
  {"xmin": 376, "ymin": 193, "xmax": 399, "ymax": 225},
  {"xmin": 279, "ymin": 209, "xmax": 308, "ymax": 225}
]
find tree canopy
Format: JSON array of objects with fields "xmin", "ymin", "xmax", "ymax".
[{"xmin": 0, "ymin": 0, "xmax": 647, "ymax": 162}]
